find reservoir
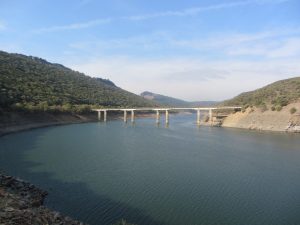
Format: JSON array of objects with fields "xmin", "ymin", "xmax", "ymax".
[{"xmin": 0, "ymin": 115, "xmax": 300, "ymax": 225}]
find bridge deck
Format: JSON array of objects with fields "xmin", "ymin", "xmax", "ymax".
[{"xmin": 92, "ymin": 106, "xmax": 241, "ymax": 111}]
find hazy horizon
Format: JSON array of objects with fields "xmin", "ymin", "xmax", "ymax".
[{"xmin": 1, "ymin": 0, "xmax": 299, "ymax": 101}]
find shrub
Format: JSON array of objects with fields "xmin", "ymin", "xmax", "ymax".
[
  {"xmin": 275, "ymin": 97, "xmax": 288, "ymax": 107},
  {"xmin": 259, "ymin": 103, "xmax": 268, "ymax": 112},
  {"xmin": 276, "ymin": 105, "xmax": 282, "ymax": 111},
  {"xmin": 271, "ymin": 106, "xmax": 276, "ymax": 111},
  {"xmin": 290, "ymin": 107, "xmax": 297, "ymax": 114}
]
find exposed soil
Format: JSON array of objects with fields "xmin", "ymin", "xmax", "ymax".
[
  {"xmin": 222, "ymin": 102, "xmax": 300, "ymax": 132},
  {"xmin": 0, "ymin": 111, "xmax": 99, "ymax": 137}
]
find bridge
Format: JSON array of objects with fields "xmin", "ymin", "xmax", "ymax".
[{"xmin": 93, "ymin": 107, "xmax": 241, "ymax": 125}]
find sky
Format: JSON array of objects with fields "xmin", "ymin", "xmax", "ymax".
[{"xmin": 0, "ymin": 0, "xmax": 300, "ymax": 101}]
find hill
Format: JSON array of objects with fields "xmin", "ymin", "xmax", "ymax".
[
  {"xmin": 221, "ymin": 77, "xmax": 300, "ymax": 132},
  {"xmin": 222, "ymin": 77, "xmax": 300, "ymax": 111},
  {"xmin": 141, "ymin": 91, "xmax": 217, "ymax": 107},
  {"xmin": 0, "ymin": 51, "xmax": 158, "ymax": 113}
]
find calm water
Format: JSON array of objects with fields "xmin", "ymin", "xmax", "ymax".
[{"xmin": 0, "ymin": 115, "xmax": 300, "ymax": 225}]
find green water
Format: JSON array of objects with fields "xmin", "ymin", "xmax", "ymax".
[{"xmin": 0, "ymin": 115, "xmax": 300, "ymax": 225}]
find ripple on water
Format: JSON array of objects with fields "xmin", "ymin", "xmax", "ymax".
[{"xmin": 0, "ymin": 116, "xmax": 300, "ymax": 225}]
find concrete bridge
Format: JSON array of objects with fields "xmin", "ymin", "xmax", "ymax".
[{"xmin": 93, "ymin": 107, "xmax": 241, "ymax": 125}]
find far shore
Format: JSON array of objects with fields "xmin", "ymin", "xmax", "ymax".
[
  {"xmin": 1, "ymin": 105, "xmax": 300, "ymax": 137},
  {"xmin": 0, "ymin": 111, "xmax": 163, "ymax": 137}
]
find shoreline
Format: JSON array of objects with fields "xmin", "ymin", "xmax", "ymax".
[
  {"xmin": 0, "ymin": 111, "xmax": 161, "ymax": 137},
  {"xmin": 0, "ymin": 172, "xmax": 86, "ymax": 225},
  {"xmin": 0, "ymin": 111, "xmax": 100, "ymax": 137},
  {"xmin": 221, "ymin": 103, "xmax": 300, "ymax": 133},
  {"xmin": 1, "ymin": 110, "xmax": 299, "ymax": 137}
]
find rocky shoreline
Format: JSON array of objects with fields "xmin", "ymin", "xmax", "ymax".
[
  {"xmin": 0, "ymin": 172, "xmax": 86, "ymax": 225},
  {"xmin": 221, "ymin": 103, "xmax": 300, "ymax": 133}
]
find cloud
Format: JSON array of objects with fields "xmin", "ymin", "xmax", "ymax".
[
  {"xmin": 68, "ymin": 27, "xmax": 300, "ymax": 60},
  {"xmin": 66, "ymin": 56, "xmax": 300, "ymax": 101},
  {"xmin": 225, "ymin": 35, "xmax": 300, "ymax": 58},
  {"xmin": 124, "ymin": 0, "xmax": 290, "ymax": 21},
  {"xmin": 267, "ymin": 38, "xmax": 300, "ymax": 58},
  {"xmin": 33, "ymin": 0, "xmax": 290, "ymax": 33},
  {"xmin": 164, "ymin": 69, "xmax": 227, "ymax": 81},
  {"xmin": 34, "ymin": 18, "xmax": 112, "ymax": 33}
]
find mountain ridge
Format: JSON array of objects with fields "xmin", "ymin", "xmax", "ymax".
[
  {"xmin": 0, "ymin": 50, "xmax": 159, "ymax": 112},
  {"xmin": 221, "ymin": 76, "xmax": 300, "ymax": 111}
]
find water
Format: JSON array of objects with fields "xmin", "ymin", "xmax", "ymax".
[{"xmin": 1, "ymin": 115, "xmax": 300, "ymax": 225}]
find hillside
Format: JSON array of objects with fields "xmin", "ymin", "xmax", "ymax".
[
  {"xmin": 0, "ymin": 51, "xmax": 158, "ymax": 113},
  {"xmin": 222, "ymin": 77, "xmax": 300, "ymax": 110},
  {"xmin": 141, "ymin": 91, "xmax": 217, "ymax": 107},
  {"xmin": 221, "ymin": 77, "xmax": 300, "ymax": 132}
]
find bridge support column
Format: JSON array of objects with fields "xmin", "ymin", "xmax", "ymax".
[
  {"xmin": 104, "ymin": 110, "xmax": 107, "ymax": 122},
  {"xmin": 197, "ymin": 110, "xmax": 201, "ymax": 125},
  {"xmin": 165, "ymin": 110, "xmax": 169, "ymax": 125},
  {"xmin": 123, "ymin": 110, "xmax": 127, "ymax": 123},
  {"xmin": 156, "ymin": 110, "xmax": 160, "ymax": 124},
  {"xmin": 131, "ymin": 110, "xmax": 135, "ymax": 123},
  {"xmin": 209, "ymin": 109, "xmax": 212, "ymax": 126},
  {"xmin": 98, "ymin": 111, "xmax": 101, "ymax": 121}
]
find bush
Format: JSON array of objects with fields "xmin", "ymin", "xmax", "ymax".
[
  {"xmin": 274, "ymin": 97, "xmax": 288, "ymax": 107},
  {"xmin": 290, "ymin": 107, "xmax": 297, "ymax": 114},
  {"xmin": 37, "ymin": 101, "xmax": 49, "ymax": 112},
  {"xmin": 271, "ymin": 106, "xmax": 276, "ymax": 111},
  {"xmin": 259, "ymin": 103, "xmax": 268, "ymax": 112},
  {"xmin": 276, "ymin": 105, "xmax": 282, "ymax": 111}
]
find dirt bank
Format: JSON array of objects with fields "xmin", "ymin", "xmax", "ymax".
[
  {"xmin": 0, "ymin": 111, "xmax": 99, "ymax": 137},
  {"xmin": 222, "ymin": 102, "xmax": 300, "ymax": 132},
  {"xmin": 0, "ymin": 111, "xmax": 160, "ymax": 137}
]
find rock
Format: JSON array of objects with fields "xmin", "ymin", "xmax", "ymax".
[{"xmin": 0, "ymin": 172, "xmax": 87, "ymax": 225}]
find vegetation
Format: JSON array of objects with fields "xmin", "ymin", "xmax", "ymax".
[
  {"xmin": 222, "ymin": 77, "xmax": 300, "ymax": 110},
  {"xmin": 290, "ymin": 107, "xmax": 297, "ymax": 114},
  {"xmin": 0, "ymin": 51, "xmax": 159, "ymax": 113}
]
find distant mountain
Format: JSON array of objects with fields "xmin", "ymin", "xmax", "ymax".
[
  {"xmin": 0, "ymin": 50, "xmax": 159, "ymax": 112},
  {"xmin": 221, "ymin": 77, "xmax": 300, "ymax": 110},
  {"xmin": 141, "ymin": 91, "xmax": 217, "ymax": 107}
]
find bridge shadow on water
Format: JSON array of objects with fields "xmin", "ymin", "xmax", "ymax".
[{"xmin": 0, "ymin": 128, "xmax": 167, "ymax": 225}]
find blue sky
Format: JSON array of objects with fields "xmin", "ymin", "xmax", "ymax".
[{"xmin": 1, "ymin": 0, "xmax": 300, "ymax": 100}]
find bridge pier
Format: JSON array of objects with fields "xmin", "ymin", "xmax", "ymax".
[
  {"xmin": 93, "ymin": 106, "xmax": 241, "ymax": 125},
  {"xmin": 123, "ymin": 110, "xmax": 127, "ymax": 123},
  {"xmin": 165, "ymin": 110, "xmax": 169, "ymax": 124},
  {"xmin": 209, "ymin": 109, "xmax": 212, "ymax": 126},
  {"xmin": 104, "ymin": 110, "xmax": 107, "ymax": 122},
  {"xmin": 156, "ymin": 110, "xmax": 160, "ymax": 124},
  {"xmin": 98, "ymin": 111, "xmax": 101, "ymax": 121},
  {"xmin": 131, "ymin": 110, "xmax": 135, "ymax": 123},
  {"xmin": 197, "ymin": 109, "xmax": 201, "ymax": 125}
]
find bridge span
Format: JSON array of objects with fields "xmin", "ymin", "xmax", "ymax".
[{"xmin": 93, "ymin": 107, "xmax": 241, "ymax": 125}]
